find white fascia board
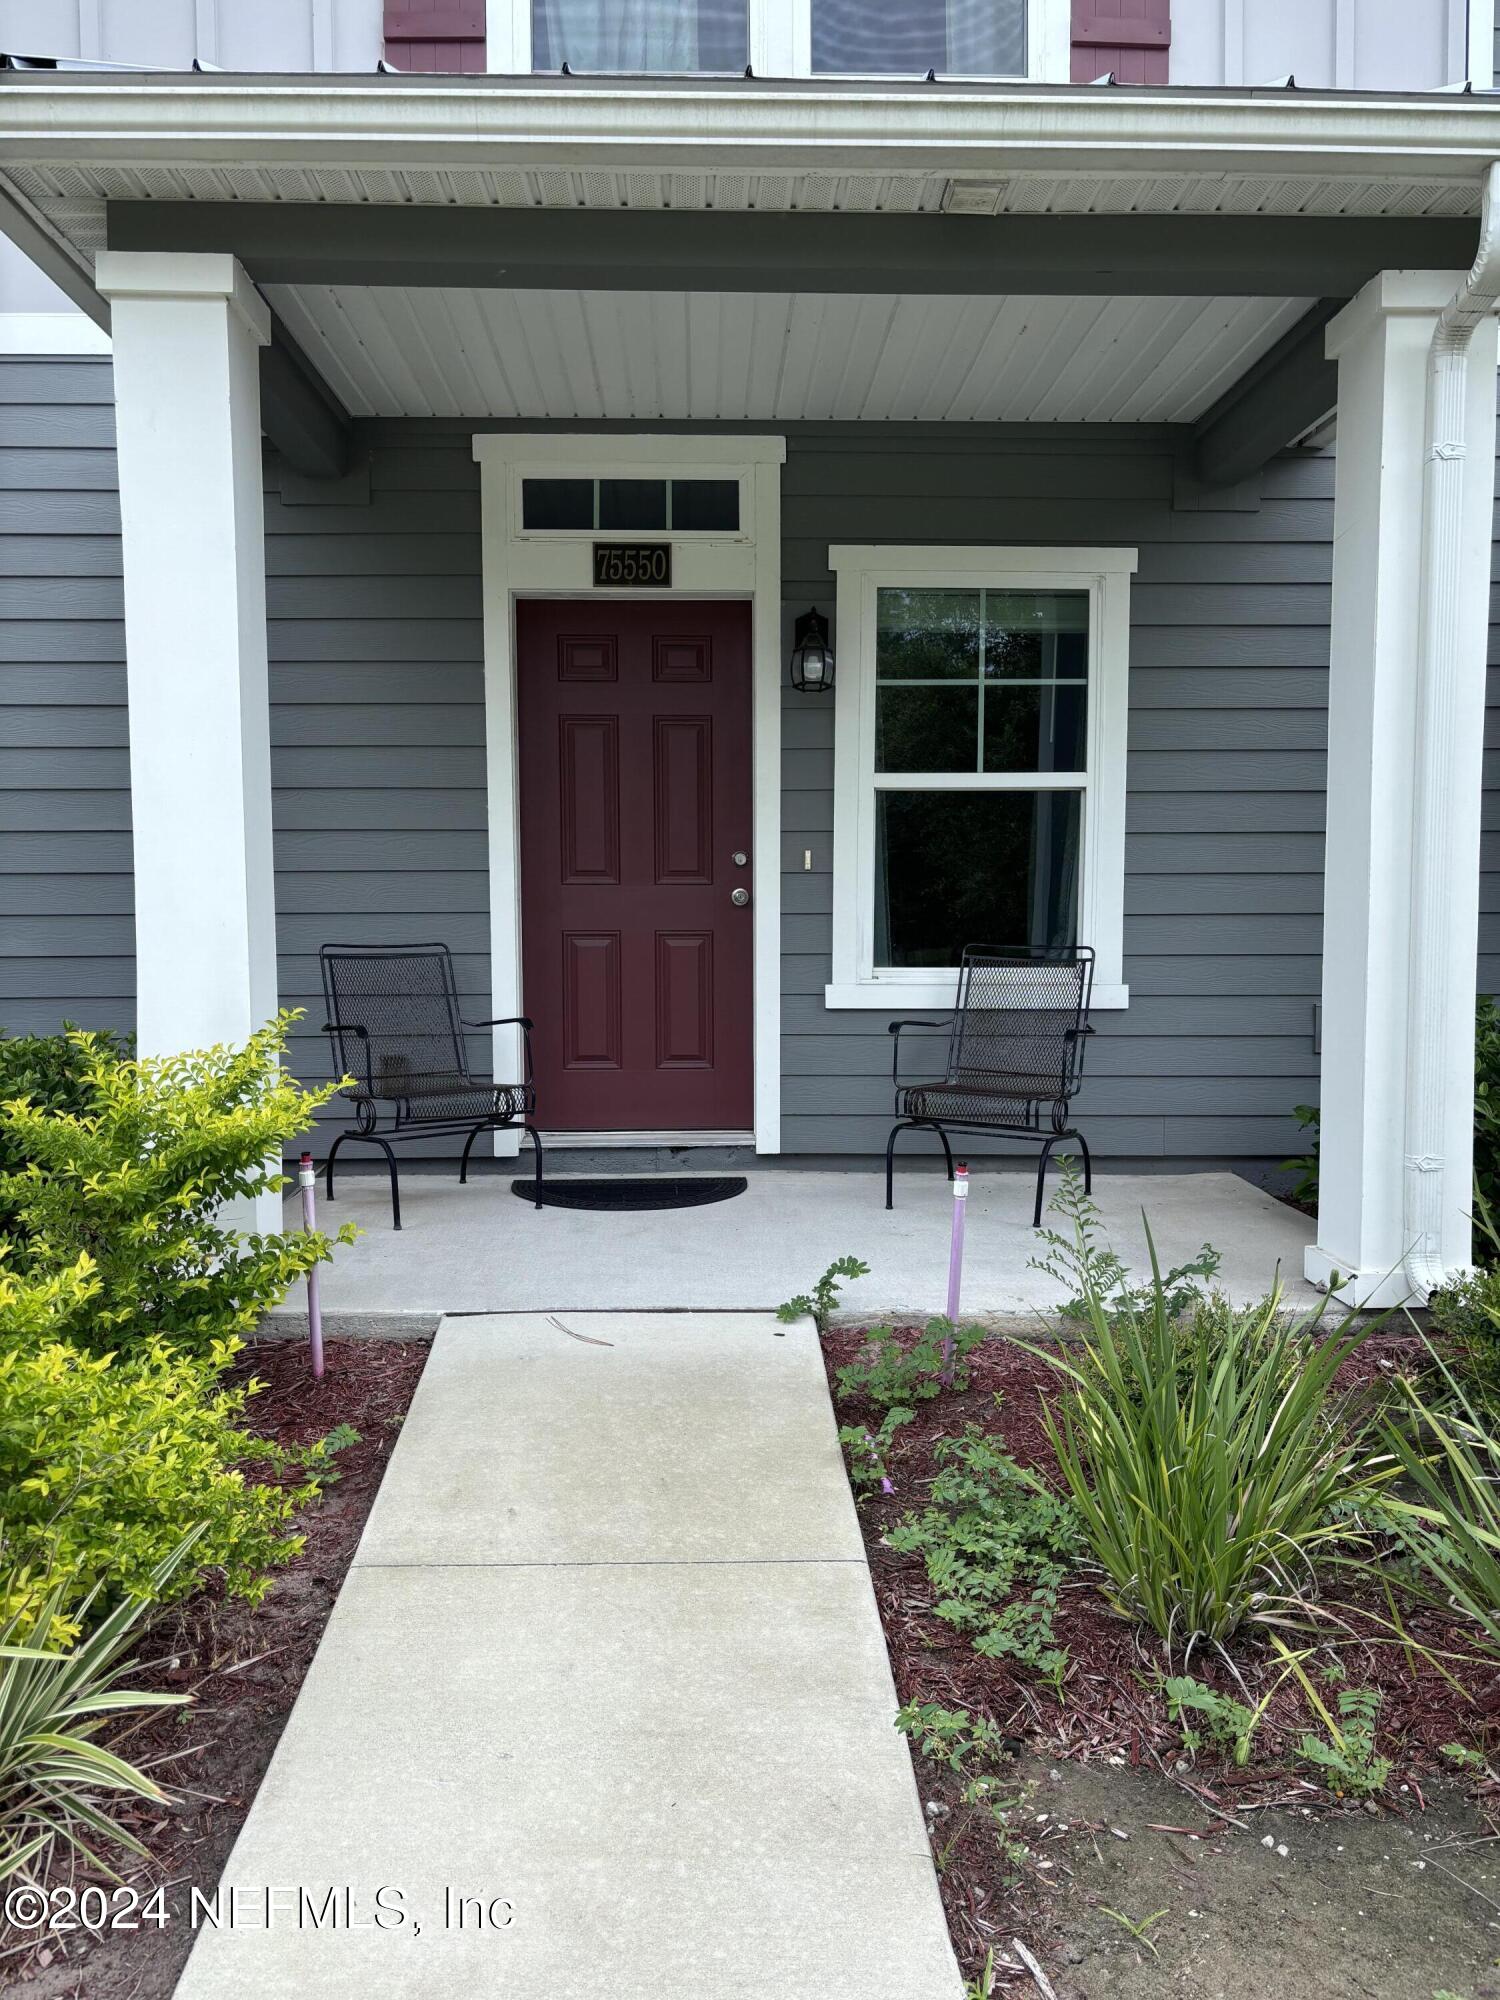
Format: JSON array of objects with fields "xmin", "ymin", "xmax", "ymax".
[{"xmin": 6, "ymin": 80, "xmax": 1500, "ymax": 188}]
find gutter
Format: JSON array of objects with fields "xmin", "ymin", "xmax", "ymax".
[
  {"xmin": 1403, "ymin": 158, "xmax": 1500, "ymax": 1301},
  {"xmin": 2, "ymin": 78, "xmax": 1500, "ymax": 186}
]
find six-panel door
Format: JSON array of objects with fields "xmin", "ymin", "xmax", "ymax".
[{"xmin": 516, "ymin": 599, "xmax": 755, "ymax": 1131}]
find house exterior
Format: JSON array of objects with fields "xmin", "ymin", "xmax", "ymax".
[{"xmin": 3, "ymin": 0, "xmax": 1500, "ymax": 1305}]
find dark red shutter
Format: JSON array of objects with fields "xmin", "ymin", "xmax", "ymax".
[
  {"xmin": 1071, "ymin": 0, "xmax": 1170, "ymax": 83},
  {"xmin": 384, "ymin": 1, "xmax": 486, "ymax": 72}
]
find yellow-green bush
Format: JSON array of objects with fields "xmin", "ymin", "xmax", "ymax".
[
  {"xmin": 0, "ymin": 1014, "xmax": 351, "ymax": 1357},
  {"xmin": 0, "ymin": 1253, "xmax": 318, "ymax": 1642}
]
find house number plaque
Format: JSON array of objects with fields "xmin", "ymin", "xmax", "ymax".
[{"xmin": 592, "ymin": 542, "xmax": 671, "ymax": 588}]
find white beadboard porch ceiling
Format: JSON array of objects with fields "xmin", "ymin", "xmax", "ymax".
[{"xmin": 265, "ymin": 284, "xmax": 1315, "ymax": 423}]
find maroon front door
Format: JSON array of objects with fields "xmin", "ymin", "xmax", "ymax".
[{"xmin": 516, "ymin": 599, "xmax": 754, "ymax": 1131}]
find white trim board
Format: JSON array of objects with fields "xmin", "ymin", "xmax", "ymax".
[
  {"xmin": 473, "ymin": 432, "xmax": 786, "ymax": 1156},
  {"xmin": 825, "ymin": 543, "xmax": 1134, "ymax": 1012}
]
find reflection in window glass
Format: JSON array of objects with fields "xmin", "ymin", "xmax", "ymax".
[
  {"xmin": 812, "ymin": 0, "xmax": 1025, "ymax": 75},
  {"xmin": 875, "ymin": 586, "xmax": 1090, "ymax": 776},
  {"xmin": 984, "ymin": 591, "xmax": 1089, "ymax": 679},
  {"xmin": 533, "ymin": 0, "xmax": 748, "ymax": 72},
  {"xmin": 876, "ymin": 588, "xmax": 980, "ymax": 681},
  {"xmin": 875, "ymin": 791, "xmax": 1082, "ymax": 967}
]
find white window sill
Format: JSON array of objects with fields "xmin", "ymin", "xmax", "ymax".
[{"xmin": 823, "ymin": 981, "xmax": 1129, "ymax": 1012}]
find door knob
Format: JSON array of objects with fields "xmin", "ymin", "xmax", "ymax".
[{"xmin": 731, "ymin": 887, "xmax": 750, "ymax": 907}]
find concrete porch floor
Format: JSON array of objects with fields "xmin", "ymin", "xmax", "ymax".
[{"xmin": 291, "ymin": 1165, "xmax": 1321, "ymax": 1320}]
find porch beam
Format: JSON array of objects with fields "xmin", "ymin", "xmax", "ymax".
[
  {"xmin": 104, "ymin": 202, "xmax": 1481, "ymax": 299},
  {"xmin": 1191, "ymin": 299, "xmax": 1341, "ymax": 487},
  {"xmin": 259, "ymin": 320, "xmax": 352, "ymax": 482}
]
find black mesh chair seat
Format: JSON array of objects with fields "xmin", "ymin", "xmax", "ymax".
[
  {"xmin": 899, "ymin": 1076, "xmax": 1068, "ymax": 1121},
  {"xmin": 346, "ymin": 1077, "xmax": 536, "ymax": 1124},
  {"xmin": 886, "ymin": 945, "xmax": 1095, "ymax": 1229},
  {"xmin": 320, "ymin": 943, "xmax": 543, "ymax": 1229}
]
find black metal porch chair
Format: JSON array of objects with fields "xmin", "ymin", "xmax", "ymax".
[
  {"xmin": 886, "ymin": 945, "xmax": 1095, "ymax": 1229},
  {"xmin": 319, "ymin": 942, "xmax": 542, "ymax": 1230}
]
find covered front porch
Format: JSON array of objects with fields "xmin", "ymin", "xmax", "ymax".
[
  {"xmin": 283, "ymin": 1161, "xmax": 1320, "ymax": 1318},
  {"xmin": 4, "ymin": 72, "xmax": 1499, "ymax": 1306}
]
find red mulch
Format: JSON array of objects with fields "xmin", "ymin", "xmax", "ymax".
[
  {"xmin": 1, "ymin": 1335, "xmax": 429, "ymax": 2000},
  {"xmin": 823, "ymin": 1323, "xmax": 1500, "ymax": 1983}
]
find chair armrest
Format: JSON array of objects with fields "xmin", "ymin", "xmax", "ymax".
[
  {"xmin": 1063, "ymin": 1025, "xmax": 1096, "ymax": 1039},
  {"xmin": 323, "ymin": 1020, "xmax": 368, "ymax": 1038},
  {"xmin": 889, "ymin": 1017, "xmax": 951, "ymax": 1086},
  {"xmin": 463, "ymin": 1016, "xmax": 535, "ymax": 1087}
]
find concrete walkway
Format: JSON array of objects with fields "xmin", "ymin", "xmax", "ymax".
[
  {"xmin": 299, "ymin": 1166, "xmax": 1320, "ymax": 1320},
  {"xmin": 174, "ymin": 1313, "xmax": 962, "ymax": 1999}
]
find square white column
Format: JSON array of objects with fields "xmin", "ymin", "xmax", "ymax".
[
  {"xmin": 1307, "ymin": 271, "xmax": 1500, "ymax": 1307},
  {"xmin": 96, "ymin": 251, "xmax": 281, "ymax": 1232}
]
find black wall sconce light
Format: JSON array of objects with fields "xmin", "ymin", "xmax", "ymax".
[{"xmin": 789, "ymin": 606, "xmax": 834, "ymax": 693}]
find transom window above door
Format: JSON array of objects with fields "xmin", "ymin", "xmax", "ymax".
[
  {"xmin": 827, "ymin": 547, "xmax": 1134, "ymax": 1011},
  {"xmin": 518, "ymin": 474, "xmax": 743, "ymax": 535}
]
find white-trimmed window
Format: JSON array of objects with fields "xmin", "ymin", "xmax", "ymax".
[
  {"xmin": 825, "ymin": 546, "xmax": 1134, "ymax": 1011},
  {"xmin": 487, "ymin": 0, "xmax": 1069, "ymax": 79}
]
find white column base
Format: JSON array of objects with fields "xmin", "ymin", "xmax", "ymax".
[{"xmin": 1302, "ymin": 1244, "xmax": 1423, "ymax": 1311}]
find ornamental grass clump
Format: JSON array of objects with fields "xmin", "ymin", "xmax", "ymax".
[
  {"xmin": 1027, "ymin": 1238, "xmax": 1393, "ymax": 1651},
  {"xmin": 0, "ymin": 1534, "xmax": 197, "ymax": 1884}
]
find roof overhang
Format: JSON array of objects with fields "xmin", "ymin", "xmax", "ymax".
[{"xmin": 3, "ymin": 73, "xmax": 1496, "ymax": 478}]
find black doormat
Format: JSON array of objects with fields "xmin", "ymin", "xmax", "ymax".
[{"xmin": 511, "ymin": 1175, "xmax": 747, "ymax": 1212}]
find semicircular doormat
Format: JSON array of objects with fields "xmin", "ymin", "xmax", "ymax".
[{"xmin": 511, "ymin": 1175, "xmax": 747, "ymax": 1213}]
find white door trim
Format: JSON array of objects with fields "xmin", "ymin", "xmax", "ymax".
[{"xmin": 473, "ymin": 432, "xmax": 786, "ymax": 1155}]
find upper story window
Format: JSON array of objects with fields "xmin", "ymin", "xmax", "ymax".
[
  {"xmin": 812, "ymin": 0, "xmax": 1024, "ymax": 77},
  {"xmin": 531, "ymin": 0, "xmax": 749, "ymax": 72}
]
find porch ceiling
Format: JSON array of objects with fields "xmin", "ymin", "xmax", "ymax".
[{"xmin": 264, "ymin": 283, "xmax": 1314, "ymax": 424}]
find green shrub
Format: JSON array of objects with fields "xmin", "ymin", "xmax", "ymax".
[
  {"xmin": 1022, "ymin": 1235, "xmax": 1392, "ymax": 1649},
  {"xmin": 0, "ymin": 1256, "xmax": 327, "ymax": 1641},
  {"xmin": 0, "ymin": 1025, "xmax": 124, "ymax": 1245},
  {"xmin": 1286, "ymin": 993, "xmax": 1500, "ymax": 1233},
  {"xmin": 0, "ymin": 1015, "xmax": 352, "ymax": 1357},
  {"xmin": 886, "ymin": 1427, "xmax": 1080, "ymax": 1679},
  {"xmin": 1279, "ymin": 1103, "xmax": 1320, "ymax": 1210},
  {"xmin": 1296, "ymin": 1686, "xmax": 1391, "ymax": 1799}
]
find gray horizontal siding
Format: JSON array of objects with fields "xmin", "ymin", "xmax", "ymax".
[
  {"xmin": 4, "ymin": 368, "xmax": 1498, "ymax": 1165},
  {"xmin": 0, "ymin": 358, "xmax": 131, "ymax": 1039}
]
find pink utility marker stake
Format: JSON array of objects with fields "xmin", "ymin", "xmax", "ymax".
[
  {"xmin": 298, "ymin": 1152, "xmax": 325, "ymax": 1381},
  {"xmin": 943, "ymin": 1163, "xmax": 969, "ymax": 1383}
]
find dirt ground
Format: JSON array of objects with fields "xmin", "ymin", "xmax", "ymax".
[
  {"xmin": 986, "ymin": 1755, "xmax": 1500, "ymax": 2000},
  {"xmin": 0, "ymin": 1336, "xmax": 429, "ymax": 2000}
]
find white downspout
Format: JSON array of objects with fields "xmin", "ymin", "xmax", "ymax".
[{"xmin": 1403, "ymin": 161, "xmax": 1500, "ymax": 1300}]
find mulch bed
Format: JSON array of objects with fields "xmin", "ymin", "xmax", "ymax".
[
  {"xmin": 823, "ymin": 1322, "xmax": 1500, "ymax": 1985},
  {"xmin": 1, "ymin": 1335, "xmax": 429, "ymax": 2000}
]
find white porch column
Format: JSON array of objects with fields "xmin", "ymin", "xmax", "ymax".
[
  {"xmin": 1307, "ymin": 271, "xmax": 1500, "ymax": 1307},
  {"xmin": 95, "ymin": 251, "xmax": 280, "ymax": 1232}
]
